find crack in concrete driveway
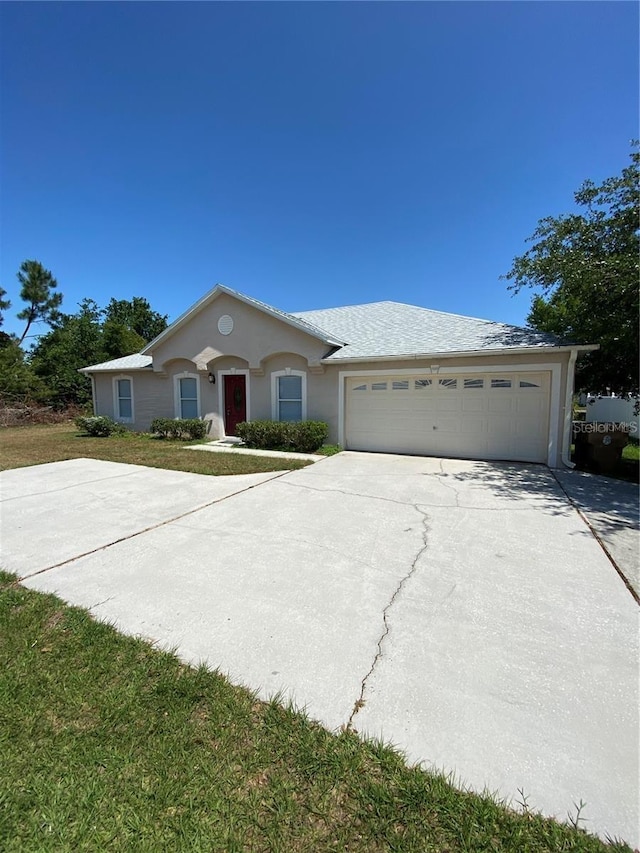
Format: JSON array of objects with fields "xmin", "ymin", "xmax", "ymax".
[{"xmin": 347, "ymin": 504, "xmax": 430, "ymax": 728}]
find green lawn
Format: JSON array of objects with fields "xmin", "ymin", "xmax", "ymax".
[
  {"xmin": 622, "ymin": 440, "xmax": 639, "ymax": 463},
  {"xmin": 0, "ymin": 572, "xmax": 631, "ymax": 852},
  {"xmin": 0, "ymin": 422, "xmax": 309, "ymax": 475}
]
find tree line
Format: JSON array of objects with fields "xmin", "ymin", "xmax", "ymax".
[
  {"xmin": 0, "ymin": 146, "xmax": 637, "ymax": 411},
  {"xmin": 0, "ymin": 262, "xmax": 167, "ymax": 408}
]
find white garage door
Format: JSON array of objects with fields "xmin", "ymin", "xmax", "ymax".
[{"xmin": 345, "ymin": 372, "xmax": 551, "ymax": 463}]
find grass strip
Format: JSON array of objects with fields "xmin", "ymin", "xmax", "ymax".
[{"xmin": 0, "ymin": 423, "xmax": 309, "ymax": 475}]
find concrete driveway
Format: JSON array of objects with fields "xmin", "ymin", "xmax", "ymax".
[{"xmin": 1, "ymin": 453, "xmax": 638, "ymax": 846}]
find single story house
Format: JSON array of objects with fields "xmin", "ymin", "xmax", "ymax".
[{"xmin": 80, "ymin": 285, "xmax": 596, "ymax": 467}]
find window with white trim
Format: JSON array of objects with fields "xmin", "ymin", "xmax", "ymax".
[
  {"xmin": 271, "ymin": 370, "xmax": 307, "ymax": 422},
  {"xmin": 113, "ymin": 376, "xmax": 133, "ymax": 422},
  {"xmin": 175, "ymin": 374, "xmax": 200, "ymax": 419}
]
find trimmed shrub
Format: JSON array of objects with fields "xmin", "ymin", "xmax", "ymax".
[
  {"xmin": 150, "ymin": 417, "xmax": 207, "ymax": 440},
  {"xmin": 235, "ymin": 420, "xmax": 328, "ymax": 453},
  {"xmin": 150, "ymin": 417, "xmax": 174, "ymax": 438},
  {"xmin": 182, "ymin": 418, "xmax": 207, "ymax": 440},
  {"xmin": 235, "ymin": 420, "xmax": 289, "ymax": 450},
  {"xmin": 292, "ymin": 421, "xmax": 330, "ymax": 453},
  {"xmin": 75, "ymin": 416, "xmax": 126, "ymax": 437}
]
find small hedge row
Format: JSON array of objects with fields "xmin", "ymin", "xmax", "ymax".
[
  {"xmin": 75, "ymin": 416, "xmax": 127, "ymax": 437},
  {"xmin": 150, "ymin": 417, "xmax": 208, "ymax": 440},
  {"xmin": 235, "ymin": 420, "xmax": 328, "ymax": 453}
]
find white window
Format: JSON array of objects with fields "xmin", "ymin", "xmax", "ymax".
[
  {"xmin": 174, "ymin": 373, "xmax": 200, "ymax": 419},
  {"xmin": 271, "ymin": 370, "xmax": 307, "ymax": 422},
  {"xmin": 113, "ymin": 376, "xmax": 133, "ymax": 422}
]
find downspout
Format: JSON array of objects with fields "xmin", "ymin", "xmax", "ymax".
[{"xmin": 561, "ymin": 348, "xmax": 578, "ymax": 468}]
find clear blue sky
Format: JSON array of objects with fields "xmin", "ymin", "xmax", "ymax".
[{"xmin": 1, "ymin": 1, "xmax": 637, "ymax": 343}]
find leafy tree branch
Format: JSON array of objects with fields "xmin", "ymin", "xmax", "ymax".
[{"xmin": 503, "ymin": 145, "xmax": 639, "ymax": 396}]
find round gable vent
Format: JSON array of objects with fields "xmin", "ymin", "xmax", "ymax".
[{"xmin": 218, "ymin": 314, "xmax": 234, "ymax": 335}]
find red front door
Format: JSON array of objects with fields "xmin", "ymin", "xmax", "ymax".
[{"xmin": 224, "ymin": 375, "xmax": 247, "ymax": 436}]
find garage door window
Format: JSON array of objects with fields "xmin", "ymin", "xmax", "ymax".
[
  {"xmin": 415, "ymin": 379, "xmax": 432, "ymax": 389},
  {"xmin": 491, "ymin": 378, "xmax": 512, "ymax": 388},
  {"xmin": 439, "ymin": 378, "xmax": 457, "ymax": 390},
  {"xmin": 392, "ymin": 380, "xmax": 409, "ymax": 390},
  {"xmin": 372, "ymin": 382, "xmax": 387, "ymax": 391},
  {"xmin": 464, "ymin": 378, "xmax": 484, "ymax": 389}
]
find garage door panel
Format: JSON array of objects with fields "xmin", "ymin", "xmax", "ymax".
[
  {"xmin": 515, "ymin": 396, "xmax": 547, "ymax": 417},
  {"xmin": 346, "ymin": 371, "xmax": 551, "ymax": 463},
  {"xmin": 412, "ymin": 399, "xmax": 436, "ymax": 415},
  {"xmin": 460, "ymin": 417, "xmax": 486, "ymax": 434},
  {"xmin": 434, "ymin": 397, "xmax": 463, "ymax": 413},
  {"xmin": 487, "ymin": 396, "xmax": 514, "ymax": 414},
  {"xmin": 461, "ymin": 397, "xmax": 484, "ymax": 413},
  {"xmin": 435, "ymin": 416, "xmax": 464, "ymax": 434},
  {"xmin": 487, "ymin": 417, "xmax": 514, "ymax": 437}
]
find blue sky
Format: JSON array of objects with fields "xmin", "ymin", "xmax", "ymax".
[{"xmin": 1, "ymin": 1, "xmax": 637, "ymax": 343}]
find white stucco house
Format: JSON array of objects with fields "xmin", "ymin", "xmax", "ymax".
[{"xmin": 80, "ymin": 284, "xmax": 596, "ymax": 467}]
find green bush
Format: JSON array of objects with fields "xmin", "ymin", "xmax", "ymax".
[
  {"xmin": 293, "ymin": 421, "xmax": 330, "ymax": 453},
  {"xmin": 150, "ymin": 417, "xmax": 207, "ymax": 440},
  {"xmin": 75, "ymin": 416, "xmax": 126, "ymax": 437},
  {"xmin": 235, "ymin": 420, "xmax": 328, "ymax": 453},
  {"xmin": 150, "ymin": 417, "xmax": 174, "ymax": 438}
]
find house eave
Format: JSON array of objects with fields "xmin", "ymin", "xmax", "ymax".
[
  {"xmin": 321, "ymin": 344, "xmax": 599, "ymax": 365},
  {"xmin": 78, "ymin": 366, "xmax": 153, "ymax": 374}
]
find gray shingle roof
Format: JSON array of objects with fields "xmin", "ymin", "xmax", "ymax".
[
  {"xmin": 292, "ymin": 301, "xmax": 562, "ymax": 360},
  {"xmin": 79, "ymin": 354, "xmax": 153, "ymax": 372}
]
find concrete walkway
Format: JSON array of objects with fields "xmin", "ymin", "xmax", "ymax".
[
  {"xmin": 553, "ymin": 468, "xmax": 639, "ymax": 600},
  {"xmin": 1, "ymin": 453, "xmax": 637, "ymax": 846},
  {"xmin": 185, "ymin": 442, "xmax": 325, "ymax": 461}
]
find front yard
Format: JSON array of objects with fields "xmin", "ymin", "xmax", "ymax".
[
  {"xmin": 0, "ymin": 572, "xmax": 630, "ymax": 853},
  {"xmin": 1, "ymin": 422, "xmax": 635, "ymax": 851},
  {"xmin": 0, "ymin": 422, "xmax": 310, "ymax": 475}
]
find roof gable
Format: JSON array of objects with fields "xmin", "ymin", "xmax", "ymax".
[{"xmin": 141, "ymin": 284, "xmax": 344, "ymax": 355}]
